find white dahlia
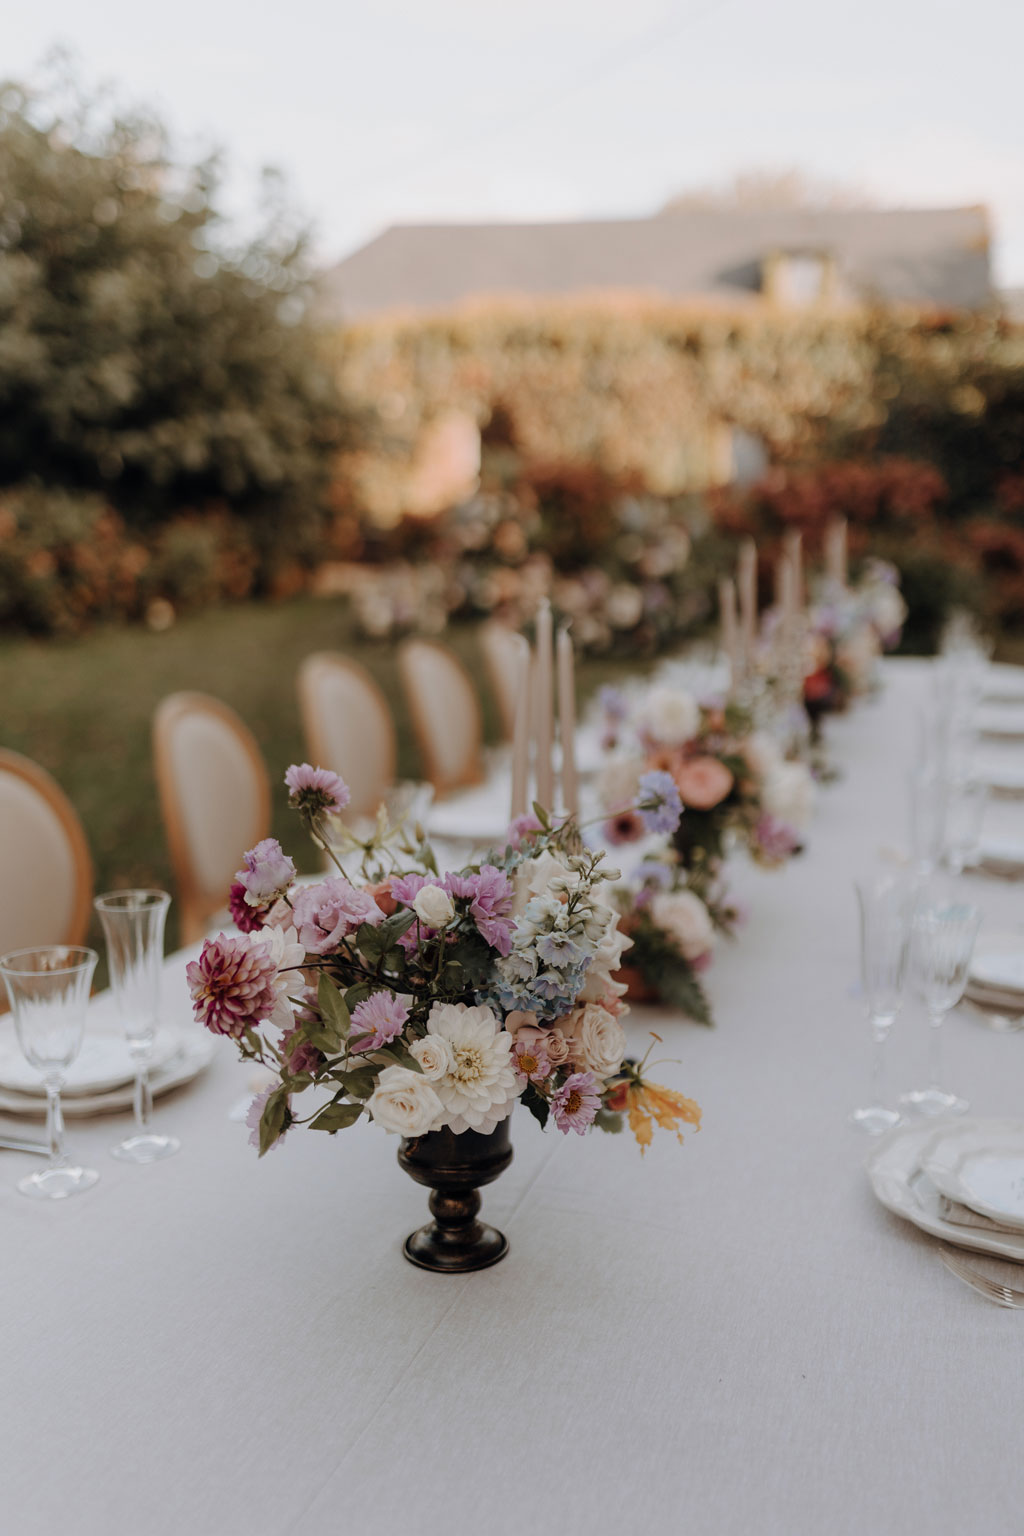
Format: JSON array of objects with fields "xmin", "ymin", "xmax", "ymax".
[{"xmin": 424, "ymin": 1002, "xmax": 520, "ymax": 1135}]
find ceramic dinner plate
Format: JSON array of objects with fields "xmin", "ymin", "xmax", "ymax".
[
  {"xmin": 865, "ymin": 1122, "xmax": 1024, "ymax": 1261},
  {"xmin": 978, "ymin": 709, "xmax": 1024, "ymax": 741},
  {"xmin": 0, "ymin": 1033, "xmax": 215, "ymax": 1117},
  {"xmin": 979, "ymin": 764, "xmax": 1024, "ymax": 798},
  {"xmin": 969, "ymin": 945, "xmax": 1024, "ymax": 995},
  {"xmin": 921, "ymin": 1119, "xmax": 1024, "ymax": 1232},
  {"xmin": 0, "ymin": 1030, "xmax": 181, "ymax": 1097}
]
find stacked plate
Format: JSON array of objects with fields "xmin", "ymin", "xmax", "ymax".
[
  {"xmin": 977, "ymin": 763, "xmax": 1024, "ymax": 800},
  {"xmin": 868, "ymin": 1119, "xmax": 1024, "ymax": 1260},
  {"xmin": 962, "ymin": 936, "xmax": 1024, "ymax": 1017},
  {"xmin": 0, "ymin": 1029, "xmax": 214, "ymax": 1117},
  {"xmin": 970, "ymin": 836, "xmax": 1024, "ymax": 878},
  {"xmin": 977, "ymin": 706, "xmax": 1024, "ymax": 742}
]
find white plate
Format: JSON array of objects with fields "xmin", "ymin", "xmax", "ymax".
[
  {"xmin": 970, "ymin": 947, "xmax": 1024, "ymax": 995},
  {"xmin": 921, "ymin": 1119, "xmax": 1024, "ymax": 1231},
  {"xmin": 0, "ymin": 1031, "xmax": 180, "ymax": 1097},
  {"xmin": 976, "ymin": 837, "xmax": 1024, "ymax": 872},
  {"xmin": 0, "ymin": 1034, "xmax": 215, "ymax": 1118},
  {"xmin": 866, "ymin": 1122, "xmax": 1024, "ymax": 1261},
  {"xmin": 978, "ymin": 711, "xmax": 1024, "ymax": 741}
]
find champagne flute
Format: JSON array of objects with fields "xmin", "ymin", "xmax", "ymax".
[
  {"xmin": 944, "ymin": 779, "xmax": 988, "ymax": 877},
  {"xmin": 0, "ymin": 946, "xmax": 99, "ymax": 1199},
  {"xmin": 94, "ymin": 890, "xmax": 179, "ymax": 1163},
  {"xmin": 900, "ymin": 900, "xmax": 981, "ymax": 1117},
  {"xmin": 850, "ymin": 874, "xmax": 913, "ymax": 1134}
]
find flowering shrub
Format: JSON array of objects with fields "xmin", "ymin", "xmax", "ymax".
[{"xmin": 188, "ymin": 767, "xmax": 700, "ymax": 1154}]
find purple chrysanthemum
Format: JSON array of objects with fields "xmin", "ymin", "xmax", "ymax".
[
  {"xmin": 512, "ymin": 1037, "xmax": 551, "ymax": 1085},
  {"xmin": 350, "ymin": 991, "xmax": 411, "ymax": 1052},
  {"xmin": 637, "ymin": 770, "xmax": 683, "ymax": 835},
  {"xmin": 284, "ymin": 763, "xmax": 351, "ymax": 816},
  {"xmin": 187, "ymin": 933, "xmax": 279, "ymax": 1039},
  {"xmin": 446, "ymin": 865, "xmax": 515, "ymax": 955},
  {"xmin": 551, "ymin": 1071, "xmax": 601, "ymax": 1135}
]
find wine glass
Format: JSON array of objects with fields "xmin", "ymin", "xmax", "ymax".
[
  {"xmin": 94, "ymin": 890, "xmax": 179, "ymax": 1163},
  {"xmin": 900, "ymin": 900, "xmax": 981, "ymax": 1117},
  {"xmin": 0, "ymin": 946, "xmax": 99, "ymax": 1199},
  {"xmin": 907, "ymin": 771, "xmax": 946, "ymax": 877},
  {"xmin": 850, "ymin": 873, "xmax": 914, "ymax": 1134},
  {"xmin": 944, "ymin": 779, "xmax": 988, "ymax": 877}
]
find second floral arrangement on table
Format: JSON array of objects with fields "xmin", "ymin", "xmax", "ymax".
[
  {"xmin": 802, "ymin": 559, "xmax": 908, "ymax": 722},
  {"xmin": 188, "ymin": 764, "xmax": 700, "ymax": 1156},
  {"xmin": 596, "ymin": 680, "xmax": 815, "ymax": 1019}
]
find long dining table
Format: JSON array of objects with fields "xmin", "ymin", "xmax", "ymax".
[{"xmin": 2, "ymin": 657, "xmax": 1024, "ymax": 1536}]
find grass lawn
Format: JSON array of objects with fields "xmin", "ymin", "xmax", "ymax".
[{"xmin": 0, "ymin": 597, "xmax": 646, "ymax": 955}]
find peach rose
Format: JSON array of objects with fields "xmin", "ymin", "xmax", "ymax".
[
  {"xmin": 673, "ymin": 756, "xmax": 734, "ymax": 810},
  {"xmin": 367, "ymin": 880, "xmax": 398, "ymax": 917}
]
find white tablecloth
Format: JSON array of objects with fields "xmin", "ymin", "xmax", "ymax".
[{"xmin": 3, "ymin": 659, "xmax": 1024, "ymax": 1536}]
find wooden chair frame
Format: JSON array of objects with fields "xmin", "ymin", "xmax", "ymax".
[
  {"xmin": 397, "ymin": 638, "xmax": 485, "ymax": 798},
  {"xmin": 152, "ymin": 692, "xmax": 270, "ymax": 946},
  {"xmin": 296, "ymin": 652, "xmax": 397, "ymax": 821},
  {"xmin": 0, "ymin": 747, "xmax": 94, "ymax": 951}
]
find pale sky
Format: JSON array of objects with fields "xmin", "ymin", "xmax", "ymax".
[{"xmin": 5, "ymin": 0, "xmax": 1024, "ymax": 284}]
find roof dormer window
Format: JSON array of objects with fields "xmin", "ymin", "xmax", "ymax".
[{"xmin": 763, "ymin": 249, "xmax": 836, "ymax": 307}]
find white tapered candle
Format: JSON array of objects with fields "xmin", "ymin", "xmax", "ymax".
[
  {"xmin": 509, "ymin": 634, "xmax": 531, "ymax": 820},
  {"xmin": 784, "ymin": 529, "xmax": 804, "ymax": 613},
  {"xmin": 556, "ymin": 625, "xmax": 578, "ymax": 818},
  {"xmin": 534, "ymin": 599, "xmax": 554, "ymax": 812},
  {"xmin": 718, "ymin": 576, "xmax": 740, "ymax": 695},
  {"xmin": 737, "ymin": 538, "xmax": 758, "ymax": 663}
]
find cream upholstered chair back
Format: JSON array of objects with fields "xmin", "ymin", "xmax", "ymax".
[
  {"xmin": 0, "ymin": 750, "xmax": 93, "ymax": 959},
  {"xmin": 153, "ymin": 692, "xmax": 271, "ymax": 945},
  {"xmin": 397, "ymin": 639, "xmax": 484, "ymax": 798},
  {"xmin": 297, "ymin": 652, "xmax": 397, "ymax": 821},
  {"xmin": 480, "ymin": 622, "xmax": 527, "ymax": 741}
]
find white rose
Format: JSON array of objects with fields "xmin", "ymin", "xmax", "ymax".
[
  {"xmin": 412, "ymin": 884, "xmax": 455, "ymax": 928},
  {"xmin": 637, "ymin": 685, "xmax": 699, "ymax": 746},
  {"xmin": 598, "ymin": 755, "xmax": 644, "ymax": 811},
  {"xmin": 742, "ymin": 731, "xmax": 783, "ymax": 782},
  {"xmin": 366, "ymin": 1065, "xmax": 443, "ymax": 1136},
  {"xmin": 762, "ymin": 762, "xmax": 816, "ymax": 831},
  {"xmin": 650, "ymin": 890, "xmax": 715, "ymax": 962},
  {"xmin": 409, "ymin": 1035, "xmax": 453, "ymax": 1081},
  {"xmin": 570, "ymin": 1003, "xmax": 626, "ymax": 1078}
]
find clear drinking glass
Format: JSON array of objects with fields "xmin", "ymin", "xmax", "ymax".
[
  {"xmin": 900, "ymin": 900, "xmax": 981, "ymax": 1117},
  {"xmin": 94, "ymin": 890, "xmax": 179, "ymax": 1163},
  {"xmin": 944, "ymin": 779, "xmax": 988, "ymax": 876},
  {"xmin": 908, "ymin": 771, "xmax": 947, "ymax": 876},
  {"xmin": 851, "ymin": 874, "xmax": 914, "ymax": 1134},
  {"xmin": 0, "ymin": 946, "xmax": 99, "ymax": 1199}
]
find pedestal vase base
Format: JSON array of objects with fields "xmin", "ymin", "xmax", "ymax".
[{"xmin": 399, "ymin": 1120, "xmax": 513, "ymax": 1274}]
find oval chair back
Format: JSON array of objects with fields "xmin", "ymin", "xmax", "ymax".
[
  {"xmin": 297, "ymin": 652, "xmax": 397, "ymax": 822},
  {"xmin": 0, "ymin": 749, "xmax": 93, "ymax": 962},
  {"xmin": 153, "ymin": 692, "xmax": 270, "ymax": 945},
  {"xmin": 397, "ymin": 639, "xmax": 484, "ymax": 798}
]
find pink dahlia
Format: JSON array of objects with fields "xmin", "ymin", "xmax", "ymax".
[
  {"xmin": 187, "ymin": 932, "xmax": 281, "ymax": 1039},
  {"xmin": 290, "ymin": 877, "xmax": 384, "ymax": 954},
  {"xmin": 551, "ymin": 1071, "xmax": 601, "ymax": 1136},
  {"xmin": 350, "ymin": 991, "xmax": 411, "ymax": 1052},
  {"xmin": 284, "ymin": 763, "xmax": 351, "ymax": 816}
]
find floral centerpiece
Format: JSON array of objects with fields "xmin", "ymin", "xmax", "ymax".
[
  {"xmin": 803, "ymin": 560, "xmax": 907, "ymax": 721},
  {"xmin": 187, "ymin": 763, "xmax": 700, "ymax": 1271},
  {"xmin": 595, "ymin": 682, "xmax": 812, "ymax": 1015}
]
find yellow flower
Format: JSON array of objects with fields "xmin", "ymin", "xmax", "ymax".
[{"xmin": 626, "ymin": 1081, "xmax": 702, "ymax": 1154}]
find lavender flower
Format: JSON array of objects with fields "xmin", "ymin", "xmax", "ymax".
[
  {"xmin": 637, "ymin": 770, "xmax": 683, "ymax": 835},
  {"xmin": 551, "ymin": 1071, "xmax": 601, "ymax": 1135},
  {"xmin": 284, "ymin": 763, "xmax": 351, "ymax": 816},
  {"xmin": 350, "ymin": 991, "xmax": 410, "ymax": 1053},
  {"xmin": 235, "ymin": 837, "xmax": 296, "ymax": 909}
]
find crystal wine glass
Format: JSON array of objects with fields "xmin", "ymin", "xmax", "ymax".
[
  {"xmin": 0, "ymin": 946, "xmax": 99, "ymax": 1199},
  {"xmin": 850, "ymin": 873, "xmax": 913, "ymax": 1134},
  {"xmin": 944, "ymin": 779, "xmax": 988, "ymax": 877},
  {"xmin": 900, "ymin": 900, "xmax": 981, "ymax": 1117},
  {"xmin": 94, "ymin": 890, "xmax": 179, "ymax": 1163},
  {"xmin": 908, "ymin": 771, "xmax": 947, "ymax": 877}
]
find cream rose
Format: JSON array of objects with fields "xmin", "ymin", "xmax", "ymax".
[
  {"xmin": 409, "ymin": 1035, "xmax": 454, "ymax": 1081},
  {"xmin": 597, "ymin": 755, "xmax": 645, "ymax": 812},
  {"xmin": 412, "ymin": 884, "xmax": 455, "ymax": 928},
  {"xmin": 569, "ymin": 1003, "xmax": 627, "ymax": 1078},
  {"xmin": 742, "ymin": 731, "xmax": 783, "ymax": 781},
  {"xmin": 650, "ymin": 889, "xmax": 715, "ymax": 962},
  {"xmin": 366, "ymin": 1065, "xmax": 444, "ymax": 1136},
  {"xmin": 762, "ymin": 762, "xmax": 816, "ymax": 831},
  {"xmin": 637, "ymin": 685, "xmax": 699, "ymax": 747}
]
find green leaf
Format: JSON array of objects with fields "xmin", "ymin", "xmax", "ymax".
[
  {"xmin": 337, "ymin": 1067, "xmax": 377, "ymax": 1099},
  {"xmin": 375, "ymin": 1044, "xmax": 422, "ymax": 1073},
  {"xmin": 379, "ymin": 908, "xmax": 417, "ymax": 944},
  {"xmin": 309, "ymin": 1101, "xmax": 363, "ymax": 1133},
  {"xmin": 522, "ymin": 1084, "xmax": 550, "ymax": 1129},
  {"xmin": 594, "ymin": 1109, "xmax": 624, "ymax": 1134},
  {"xmin": 356, "ymin": 922, "xmax": 384, "ymax": 962},
  {"xmin": 317, "ymin": 972, "xmax": 351, "ymax": 1041},
  {"xmin": 531, "ymin": 801, "xmax": 551, "ymax": 829},
  {"xmin": 345, "ymin": 982, "xmax": 373, "ymax": 1010},
  {"xmin": 258, "ymin": 1088, "xmax": 290, "ymax": 1157}
]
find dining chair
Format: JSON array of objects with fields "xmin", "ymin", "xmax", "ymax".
[
  {"xmin": 296, "ymin": 652, "xmax": 397, "ymax": 822},
  {"xmin": 152, "ymin": 692, "xmax": 271, "ymax": 945},
  {"xmin": 397, "ymin": 638, "xmax": 485, "ymax": 798},
  {"xmin": 480, "ymin": 621, "xmax": 527, "ymax": 742},
  {"xmin": 0, "ymin": 749, "xmax": 94, "ymax": 959}
]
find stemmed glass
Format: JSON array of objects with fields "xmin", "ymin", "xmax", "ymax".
[
  {"xmin": 94, "ymin": 890, "xmax": 179, "ymax": 1163},
  {"xmin": 851, "ymin": 874, "xmax": 914, "ymax": 1134},
  {"xmin": 0, "ymin": 946, "xmax": 99, "ymax": 1199},
  {"xmin": 900, "ymin": 900, "xmax": 981, "ymax": 1117},
  {"xmin": 944, "ymin": 779, "xmax": 988, "ymax": 877}
]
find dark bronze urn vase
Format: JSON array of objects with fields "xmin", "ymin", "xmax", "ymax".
[{"xmin": 398, "ymin": 1118, "xmax": 513, "ymax": 1272}]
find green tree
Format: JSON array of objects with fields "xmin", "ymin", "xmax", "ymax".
[{"xmin": 0, "ymin": 67, "xmax": 343, "ymax": 531}]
